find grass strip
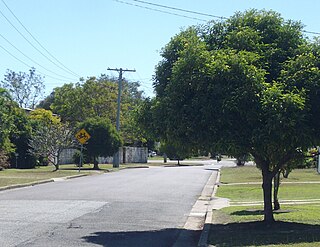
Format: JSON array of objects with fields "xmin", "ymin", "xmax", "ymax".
[
  {"xmin": 209, "ymin": 166, "xmax": 320, "ymax": 246},
  {"xmin": 0, "ymin": 161, "xmax": 174, "ymax": 188}
]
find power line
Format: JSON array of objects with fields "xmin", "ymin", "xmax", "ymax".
[
  {"xmin": 1, "ymin": 0, "xmax": 81, "ymax": 78},
  {"xmin": 132, "ymin": 0, "xmax": 227, "ymax": 20},
  {"xmin": 0, "ymin": 34, "xmax": 76, "ymax": 81},
  {"xmin": 0, "ymin": 44, "xmax": 73, "ymax": 82},
  {"xmin": 114, "ymin": 0, "xmax": 320, "ymax": 36},
  {"xmin": 113, "ymin": 0, "xmax": 207, "ymax": 22},
  {"xmin": 0, "ymin": 6, "xmax": 79, "ymax": 79},
  {"xmin": 304, "ymin": 30, "xmax": 320, "ymax": 36}
]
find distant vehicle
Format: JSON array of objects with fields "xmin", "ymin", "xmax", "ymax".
[{"xmin": 148, "ymin": 151, "xmax": 157, "ymax": 157}]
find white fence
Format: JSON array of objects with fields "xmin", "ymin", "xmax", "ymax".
[{"xmin": 60, "ymin": 147, "xmax": 148, "ymax": 164}]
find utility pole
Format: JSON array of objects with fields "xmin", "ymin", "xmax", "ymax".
[{"xmin": 107, "ymin": 67, "xmax": 136, "ymax": 168}]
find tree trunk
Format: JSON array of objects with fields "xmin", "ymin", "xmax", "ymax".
[
  {"xmin": 282, "ymin": 168, "xmax": 289, "ymax": 178},
  {"xmin": 54, "ymin": 163, "xmax": 59, "ymax": 171},
  {"xmin": 273, "ymin": 171, "xmax": 281, "ymax": 210},
  {"xmin": 262, "ymin": 168, "xmax": 275, "ymax": 223},
  {"xmin": 54, "ymin": 153, "xmax": 60, "ymax": 171},
  {"xmin": 93, "ymin": 156, "xmax": 100, "ymax": 170}
]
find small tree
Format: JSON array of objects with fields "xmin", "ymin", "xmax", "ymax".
[
  {"xmin": 0, "ymin": 150, "xmax": 10, "ymax": 170},
  {"xmin": 78, "ymin": 117, "xmax": 122, "ymax": 170},
  {"xmin": 160, "ymin": 141, "xmax": 190, "ymax": 165},
  {"xmin": 29, "ymin": 121, "xmax": 76, "ymax": 171},
  {"xmin": 1, "ymin": 68, "xmax": 45, "ymax": 109},
  {"xmin": 28, "ymin": 109, "xmax": 76, "ymax": 171}
]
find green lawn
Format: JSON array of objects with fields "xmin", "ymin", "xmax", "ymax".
[
  {"xmin": 0, "ymin": 162, "xmax": 165, "ymax": 188},
  {"xmin": 217, "ymin": 184, "xmax": 263, "ymax": 202},
  {"xmin": 219, "ymin": 166, "xmax": 320, "ymax": 184},
  {"xmin": 217, "ymin": 183, "xmax": 320, "ymax": 202},
  {"xmin": 0, "ymin": 166, "xmax": 98, "ymax": 187},
  {"xmin": 219, "ymin": 165, "xmax": 262, "ymax": 183},
  {"xmin": 148, "ymin": 156, "xmax": 164, "ymax": 160},
  {"xmin": 209, "ymin": 166, "xmax": 320, "ymax": 247},
  {"xmin": 217, "ymin": 166, "xmax": 320, "ymax": 201}
]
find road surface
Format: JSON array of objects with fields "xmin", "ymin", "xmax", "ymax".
[{"xmin": 0, "ymin": 164, "xmax": 219, "ymax": 247}]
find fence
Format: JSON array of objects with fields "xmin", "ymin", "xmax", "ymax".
[{"xmin": 60, "ymin": 147, "xmax": 148, "ymax": 164}]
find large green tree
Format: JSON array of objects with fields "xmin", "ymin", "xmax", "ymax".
[
  {"xmin": 0, "ymin": 88, "xmax": 36, "ymax": 169},
  {"xmin": 78, "ymin": 117, "xmax": 122, "ymax": 170},
  {"xmin": 51, "ymin": 75, "xmax": 144, "ymax": 145},
  {"xmin": 153, "ymin": 10, "xmax": 320, "ymax": 223},
  {"xmin": 8, "ymin": 106, "xmax": 35, "ymax": 169},
  {"xmin": 0, "ymin": 88, "xmax": 16, "ymax": 167},
  {"xmin": 0, "ymin": 88, "xmax": 15, "ymax": 153}
]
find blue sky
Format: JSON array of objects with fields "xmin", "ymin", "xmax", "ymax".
[{"xmin": 1, "ymin": 0, "xmax": 320, "ymax": 98}]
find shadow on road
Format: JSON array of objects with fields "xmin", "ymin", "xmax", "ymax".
[
  {"xmin": 208, "ymin": 221, "xmax": 320, "ymax": 246},
  {"xmin": 82, "ymin": 228, "xmax": 201, "ymax": 247}
]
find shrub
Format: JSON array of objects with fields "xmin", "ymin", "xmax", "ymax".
[{"xmin": 0, "ymin": 150, "xmax": 10, "ymax": 169}]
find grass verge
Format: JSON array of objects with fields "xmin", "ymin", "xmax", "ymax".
[
  {"xmin": 0, "ymin": 166, "xmax": 98, "ymax": 188},
  {"xmin": 209, "ymin": 166, "xmax": 320, "ymax": 246},
  {"xmin": 0, "ymin": 161, "xmax": 172, "ymax": 188},
  {"xmin": 0, "ymin": 163, "xmax": 151, "ymax": 188}
]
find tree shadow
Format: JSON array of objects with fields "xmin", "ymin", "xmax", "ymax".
[
  {"xmin": 231, "ymin": 209, "xmax": 291, "ymax": 216},
  {"xmin": 208, "ymin": 221, "xmax": 320, "ymax": 246},
  {"xmin": 82, "ymin": 228, "xmax": 201, "ymax": 247},
  {"xmin": 60, "ymin": 167, "xmax": 104, "ymax": 171}
]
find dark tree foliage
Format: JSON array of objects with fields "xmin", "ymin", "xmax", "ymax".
[
  {"xmin": 0, "ymin": 88, "xmax": 15, "ymax": 154},
  {"xmin": 37, "ymin": 91, "xmax": 55, "ymax": 110},
  {"xmin": 78, "ymin": 117, "xmax": 122, "ymax": 169},
  {"xmin": 9, "ymin": 107, "xmax": 36, "ymax": 169},
  {"xmin": 51, "ymin": 75, "xmax": 144, "ymax": 145},
  {"xmin": 153, "ymin": 9, "xmax": 320, "ymax": 223}
]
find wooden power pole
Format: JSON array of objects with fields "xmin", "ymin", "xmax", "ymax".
[{"xmin": 107, "ymin": 67, "xmax": 136, "ymax": 168}]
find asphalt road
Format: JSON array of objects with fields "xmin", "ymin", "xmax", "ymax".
[{"xmin": 0, "ymin": 164, "xmax": 218, "ymax": 247}]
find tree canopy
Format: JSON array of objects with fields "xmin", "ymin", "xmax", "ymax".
[
  {"xmin": 28, "ymin": 109, "xmax": 76, "ymax": 171},
  {"xmin": 152, "ymin": 9, "xmax": 320, "ymax": 223},
  {"xmin": 78, "ymin": 117, "xmax": 122, "ymax": 169},
  {"xmin": 0, "ymin": 88, "xmax": 16, "ymax": 154},
  {"xmin": 51, "ymin": 75, "xmax": 144, "ymax": 145},
  {"xmin": 0, "ymin": 88, "xmax": 37, "ymax": 169},
  {"xmin": 1, "ymin": 68, "xmax": 44, "ymax": 109}
]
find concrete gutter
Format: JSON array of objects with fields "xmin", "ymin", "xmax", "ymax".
[
  {"xmin": 197, "ymin": 169, "xmax": 221, "ymax": 247},
  {"xmin": 0, "ymin": 179, "xmax": 55, "ymax": 191},
  {"xmin": 0, "ymin": 173, "xmax": 89, "ymax": 192},
  {"xmin": 197, "ymin": 168, "xmax": 231, "ymax": 247},
  {"xmin": 173, "ymin": 168, "xmax": 220, "ymax": 247}
]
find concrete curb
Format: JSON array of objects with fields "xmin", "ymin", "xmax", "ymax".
[
  {"xmin": 197, "ymin": 168, "xmax": 221, "ymax": 247},
  {"xmin": 173, "ymin": 167, "xmax": 219, "ymax": 247},
  {"xmin": 65, "ymin": 174, "xmax": 88, "ymax": 179},
  {"xmin": 121, "ymin": 166, "xmax": 149, "ymax": 169},
  {"xmin": 0, "ymin": 178, "xmax": 54, "ymax": 191},
  {"xmin": 0, "ymin": 173, "xmax": 89, "ymax": 192}
]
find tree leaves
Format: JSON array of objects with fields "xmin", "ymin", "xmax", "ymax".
[
  {"xmin": 1, "ymin": 68, "xmax": 44, "ymax": 109},
  {"xmin": 152, "ymin": 9, "xmax": 320, "ymax": 222}
]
